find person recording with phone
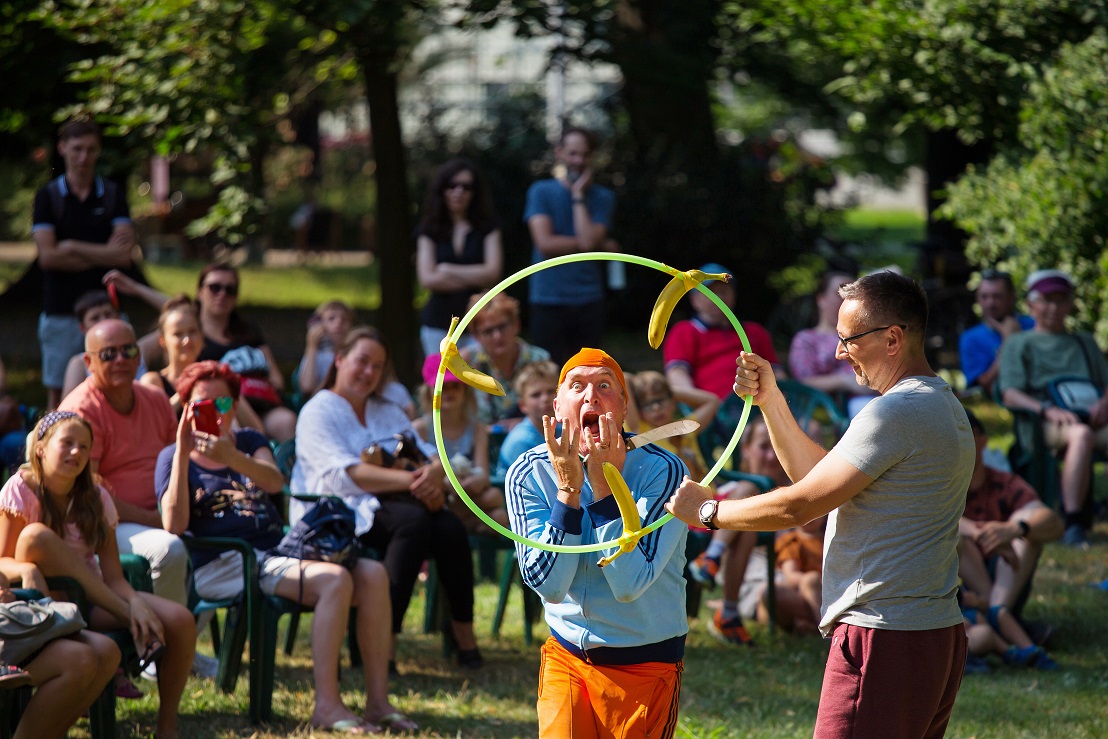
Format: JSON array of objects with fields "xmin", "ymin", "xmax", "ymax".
[{"xmin": 524, "ymin": 127, "xmax": 616, "ymax": 365}]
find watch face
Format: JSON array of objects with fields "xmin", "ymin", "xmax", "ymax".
[{"xmin": 699, "ymin": 500, "xmax": 717, "ymax": 522}]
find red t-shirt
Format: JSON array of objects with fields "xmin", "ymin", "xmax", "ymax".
[
  {"xmin": 663, "ymin": 317, "xmax": 779, "ymax": 399},
  {"xmin": 59, "ymin": 379, "xmax": 176, "ymax": 510},
  {"xmin": 963, "ymin": 467, "xmax": 1040, "ymax": 523}
]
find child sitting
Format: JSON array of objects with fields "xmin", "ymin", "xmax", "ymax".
[
  {"xmin": 959, "ymin": 586, "xmax": 1059, "ymax": 672},
  {"xmin": 413, "ymin": 354, "xmax": 507, "ymax": 532},
  {"xmin": 296, "ymin": 300, "xmax": 355, "ymax": 400},
  {"xmin": 60, "ymin": 290, "xmax": 148, "ymax": 400},
  {"xmin": 759, "ymin": 516, "xmax": 826, "ymax": 635},
  {"xmin": 495, "ymin": 361, "xmax": 559, "ymax": 477}
]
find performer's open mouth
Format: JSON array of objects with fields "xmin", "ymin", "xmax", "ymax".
[{"xmin": 581, "ymin": 411, "xmax": 601, "ymax": 438}]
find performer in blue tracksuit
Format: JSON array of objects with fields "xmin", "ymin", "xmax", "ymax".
[{"xmin": 505, "ymin": 348, "xmax": 688, "ymax": 738}]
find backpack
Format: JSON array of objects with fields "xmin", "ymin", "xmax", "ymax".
[{"xmin": 268, "ymin": 497, "xmax": 357, "ymax": 605}]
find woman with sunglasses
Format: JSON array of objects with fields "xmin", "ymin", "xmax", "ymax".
[
  {"xmin": 416, "ymin": 158, "xmax": 503, "ymax": 357},
  {"xmin": 194, "ymin": 263, "xmax": 298, "ymax": 442},
  {"xmin": 156, "ymin": 361, "xmax": 416, "ymax": 733},
  {"xmin": 292, "ymin": 326, "xmax": 483, "ymax": 672},
  {"xmin": 0, "ymin": 411, "xmax": 195, "ymax": 739}
]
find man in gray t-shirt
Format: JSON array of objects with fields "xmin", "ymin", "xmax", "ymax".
[{"xmin": 669, "ymin": 271, "xmax": 974, "ymax": 739}]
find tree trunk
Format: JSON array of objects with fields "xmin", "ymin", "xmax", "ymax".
[{"xmin": 357, "ymin": 52, "xmax": 417, "ymax": 384}]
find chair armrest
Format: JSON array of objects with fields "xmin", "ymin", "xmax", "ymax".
[{"xmin": 182, "ymin": 536, "xmax": 259, "ymax": 609}]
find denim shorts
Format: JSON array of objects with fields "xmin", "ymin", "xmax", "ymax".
[{"xmin": 38, "ymin": 313, "xmax": 84, "ymax": 389}]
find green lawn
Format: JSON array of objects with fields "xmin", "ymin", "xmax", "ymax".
[
  {"xmin": 829, "ymin": 208, "xmax": 926, "ymax": 246},
  {"xmin": 81, "ymin": 518, "xmax": 1108, "ymax": 739}
]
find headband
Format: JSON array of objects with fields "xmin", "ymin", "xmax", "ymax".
[
  {"xmin": 37, "ymin": 410, "xmax": 82, "ymax": 440},
  {"xmin": 558, "ymin": 348, "xmax": 627, "ymax": 397}
]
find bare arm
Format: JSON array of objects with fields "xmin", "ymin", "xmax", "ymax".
[
  {"xmin": 528, "ymin": 214, "xmax": 592, "ymax": 258},
  {"xmin": 416, "ymin": 231, "xmax": 504, "ymax": 291},
  {"xmin": 737, "ymin": 351, "xmax": 829, "ymax": 480},
  {"xmin": 669, "ymin": 452, "xmax": 872, "ymax": 531},
  {"xmin": 103, "ymin": 269, "xmax": 169, "ymax": 310},
  {"xmin": 33, "ymin": 227, "xmax": 93, "ymax": 271},
  {"xmin": 52, "ymin": 223, "xmax": 136, "ymax": 269},
  {"xmin": 61, "ymin": 354, "xmax": 88, "ymax": 400}
]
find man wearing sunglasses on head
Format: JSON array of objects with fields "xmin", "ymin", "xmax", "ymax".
[{"xmin": 59, "ymin": 319, "xmax": 189, "ymax": 612}]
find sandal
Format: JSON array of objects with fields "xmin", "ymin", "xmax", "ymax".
[
  {"xmin": 137, "ymin": 640, "xmax": 166, "ymax": 673},
  {"xmin": 113, "ymin": 668, "xmax": 143, "ymax": 699},
  {"xmin": 376, "ymin": 711, "xmax": 418, "ymax": 733},
  {"xmin": 310, "ymin": 717, "xmax": 377, "ymax": 734}
]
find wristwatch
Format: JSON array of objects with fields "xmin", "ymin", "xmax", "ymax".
[
  {"xmin": 698, "ymin": 499, "xmax": 720, "ymax": 531},
  {"xmin": 1016, "ymin": 520, "xmax": 1031, "ymax": 538}
]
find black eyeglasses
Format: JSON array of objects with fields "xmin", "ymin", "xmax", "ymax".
[
  {"xmin": 96, "ymin": 343, "xmax": 140, "ymax": 362},
  {"xmin": 477, "ymin": 321, "xmax": 512, "ymax": 339},
  {"xmin": 444, "ymin": 181, "xmax": 474, "ymax": 193},
  {"xmin": 837, "ymin": 325, "xmax": 906, "ymax": 352},
  {"xmin": 204, "ymin": 282, "xmax": 238, "ymax": 297}
]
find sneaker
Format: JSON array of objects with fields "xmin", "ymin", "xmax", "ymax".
[
  {"xmin": 191, "ymin": 652, "xmax": 220, "ymax": 679},
  {"xmin": 963, "ymin": 653, "xmax": 991, "ymax": 675},
  {"xmin": 688, "ymin": 553, "xmax": 720, "ymax": 588},
  {"xmin": 707, "ymin": 611, "xmax": 754, "ymax": 647},
  {"xmin": 1003, "ymin": 644, "xmax": 1057, "ymax": 670},
  {"xmin": 1061, "ymin": 524, "xmax": 1089, "ymax": 549}
]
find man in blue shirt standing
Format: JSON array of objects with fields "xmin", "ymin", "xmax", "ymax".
[
  {"xmin": 959, "ymin": 269, "xmax": 1034, "ymax": 399},
  {"xmin": 524, "ymin": 128, "xmax": 615, "ymax": 365}
]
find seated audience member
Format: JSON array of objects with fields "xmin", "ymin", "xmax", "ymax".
[
  {"xmin": 296, "ymin": 300, "xmax": 355, "ymax": 400},
  {"xmin": 413, "ymin": 354, "xmax": 507, "ymax": 533},
  {"xmin": 291, "ymin": 327, "xmax": 483, "ymax": 669},
  {"xmin": 57, "ymin": 319, "xmax": 188, "ymax": 606},
  {"xmin": 460, "ymin": 292, "xmax": 551, "ymax": 430},
  {"xmin": 625, "ymin": 370, "xmax": 719, "ymax": 481},
  {"xmin": 960, "ymin": 410, "xmax": 1062, "ymax": 636},
  {"xmin": 664, "ymin": 263, "xmax": 781, "ymax": 402},
  {"xmin": 788, "ymin": 271, "xmax": 876, "ymax": 418},
  {"xmin": 760, "ymin": 516, "xmax": 826, "ymax": 635},
  {"xmin": 959, "ymin": 269, "xmax": 1033, "ymax": 399},
  {"xmin": 156, "ymin": 361, "xmax": 416, "ymax": 733},
  {"xmin": 194, "ymin": 262, "xmax": 297, "ymax": 442},
  {"xmin": 495, "ymin": 361, "xmax": 559, "ymax": 477},
  {"xmin": 0, "ymin": 411, "xmax": 195, "ymax": 738},
  {"xmin": 139, "ymin": 296, "xmax": 266, "ymax": 431},
  {"xmin": 688, "ymin": 413, "xmax": 790, "ymax": 646},
  {"xmin": 60, "ymin": 289, "xmax": 148, "ymax": 401},
  {"xmin": 997, "ymin": 269, "xmax": 1108, "ymax": 547},
  {"xmin": 959, "ymin": 587, "xmax": 1058, "ymax": 672}
]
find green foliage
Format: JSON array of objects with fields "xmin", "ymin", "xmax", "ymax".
[{"xmin": 941, "ymin": 28, "xmax": 1108, "ymax": 343}]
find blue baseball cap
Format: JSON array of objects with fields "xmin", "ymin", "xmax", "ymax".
[{"xmin": 698, "ymin": 263, "xmax": 732, "ymax": 281}]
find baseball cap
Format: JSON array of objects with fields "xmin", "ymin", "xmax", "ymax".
[{"xmin": 1026, "ymin": 269, "xmax": 1074, "ymax": 295}]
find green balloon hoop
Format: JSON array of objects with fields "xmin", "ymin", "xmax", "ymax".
[{"xmin": 432, "ymin": 252, "xmax": 752, "ymax": 554}]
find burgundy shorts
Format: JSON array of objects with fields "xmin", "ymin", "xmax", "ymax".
[{"xmin": 814, "ymin": 622, "xmax": 967, "ymax": 739}]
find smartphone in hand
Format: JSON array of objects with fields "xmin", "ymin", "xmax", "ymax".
[{"xmin": 192, "ymin": 399, "xmax": 221, "ymax": 435}]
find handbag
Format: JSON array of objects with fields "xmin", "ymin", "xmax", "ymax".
[
  {"xmin": 0, "ymin": 598, "xmax": 87, "ymax": 665},
  {"xmin": 269, "ymin": 496, "xmax": 357, "ymax": 569},
  {"xmin": 360, "ymin": 431, "xmax": 430, "ymax": 472},
  {"xmin": 1048, "ymin": 377, "xmax": 1102, "ymax": 420}
]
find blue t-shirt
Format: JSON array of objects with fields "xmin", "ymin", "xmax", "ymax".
[
  {"xmin": 959, "ymin": 315, "xmax": 1035, "ymax": 389},
  {"xmin": 154, "ymin": 428, "xmax": 283, "ymax": 568},
  {"xmin": 523, "ymin": 178, "xmax": 615, "ymax": 306},
  {"xmin": 496, "ymin": 417, "xmax": 546, "ymax": 476}
]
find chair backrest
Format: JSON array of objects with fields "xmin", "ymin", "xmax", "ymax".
[
  {"xmin": 272, "ymin": 438, "xmax": 297, "ymax": 479},
  {"xmin": 777, "ymin": 380, "xmax": 850, "ymax": 447}
]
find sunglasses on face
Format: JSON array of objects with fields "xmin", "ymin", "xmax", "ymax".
[
  {"xmin": 96, "ymin": 343, "xmax": 140, "ymax": 362},
  {"xmin": 444, "ymin": 181, "xmax": 474, "ymax": 193},
  {"xmin": 192, "ymin": 396, "xmax": 234, "ymax": 414},
  {"xmin": 204, "ymin": 282, "xmax": 238, "ymax": 297}
]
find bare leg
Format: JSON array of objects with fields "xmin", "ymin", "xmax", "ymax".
[
  {"xmin": 16, "ymin": 523, "xmax": 125, "ymax": 610},
  {"xmin": 990, "ymin": 538, "xmax": 1041, "ymax": 609},
  {"xmin": 271, "ymin": 561, "xmax": 365, "ymax": 729},
  {"xmin": 957, "ymin": 535, "xmax": 994, "ymax": 597},
  {"xmin": 1060, "ymin": 424, "xmax": 1093, "ymax": 514},
  {"xmin": 721, "ymin": 531, "xmax": 757, "ymax": 604},
  {"xmin": 351, "ymin": 559, "xmax": 411, "ymax": 729},
  {"xmin": 17, "ymin": 631, "xmax": 119, "ymax": 739}
]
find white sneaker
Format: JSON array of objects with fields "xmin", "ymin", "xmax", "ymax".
[{"xmin": 191, "ymin": 652, "xmax": 220, "ymax": 679}]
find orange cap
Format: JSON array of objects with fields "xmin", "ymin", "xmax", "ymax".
[{"xmin": 558, "ymin": 348, "xmax": 626, "ymax": 397}]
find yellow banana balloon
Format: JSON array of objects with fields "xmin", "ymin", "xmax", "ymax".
[
  {"xmin": 439, "ymin": 318, "xmax": 506, "ymax": 397},
  {"xmin": 596, "ymin": 462, "xmax": 652, "ymax": 568},
  {"xmin": 647, "ymin": 269, "xmax": 732, "ymax": 349}
]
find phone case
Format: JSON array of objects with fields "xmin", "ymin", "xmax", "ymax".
[{"xmin": 192, "ymin": 399, "xmax": 221, "ymax": 435}]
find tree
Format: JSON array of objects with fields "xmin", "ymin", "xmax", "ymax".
[{"xmin": 941, "ymin": 28, "xmax": 1108, "ymax": 343}]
